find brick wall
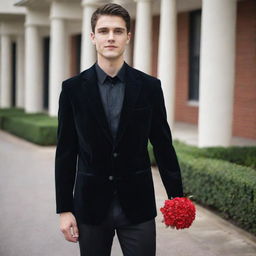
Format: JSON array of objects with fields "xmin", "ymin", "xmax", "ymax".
[
  {"xmin": 174, "ymin": 0, "xmax": 256, "ymax": 139},
  {"xmin": 70, "ymin": 35, "xmax": 79, "ymax": 77},
  {"xmin": 233, "ymin": 0, "xmax": 256, "ymax": 139},
  {"xmin": 152, "ymin": 16, "xmax": 159, "ymax": 77}
]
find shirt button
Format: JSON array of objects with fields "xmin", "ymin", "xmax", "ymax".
[
  {"xmin": 113, "ymin": 152, "xmax": 118, "ymax": 157},
  {"xmin": 109, "ymin": 176, "xmax": 114, "ymax": 181}
]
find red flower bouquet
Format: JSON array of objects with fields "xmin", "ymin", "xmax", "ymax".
[{"xmin": 160, "ymin": 197, "xmax": 196, "ymax": 229}]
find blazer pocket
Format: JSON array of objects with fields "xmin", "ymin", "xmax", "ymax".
[
  {"xmin": 130, "ymin": 106, "xmax": 152, "ymax": 120},
  {"xmin": 129, "ymin": 106, "xmax": 150, "ymax": 112},
  {"xmin": 128, "ymin": 107, "xmax": 151, "ymax": 119}
]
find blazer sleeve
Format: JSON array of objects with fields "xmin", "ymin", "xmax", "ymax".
[
  {"xmin": 149, "ymin": 79, "xmax": 184, "ymax": 199},
  {"xmin": 55, "ymin": 83, "xmax": 78, "ymax": 214}
]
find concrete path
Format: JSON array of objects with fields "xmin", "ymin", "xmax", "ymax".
[
  {"xmin": 173, "ymin": 121, "xmax": 256, "ymax": 146},
  {"xmin": 0, "ymin": 129, "xmax": 256, "ymax": 256}
]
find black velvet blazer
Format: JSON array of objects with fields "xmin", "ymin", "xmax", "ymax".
[{"xmin": 55, "ymin": 62, "xmax": 184, "ymax": 225}]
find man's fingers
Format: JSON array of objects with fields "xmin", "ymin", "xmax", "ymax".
[
  {"xmin": 72, "ymin": 224, "xmax": 79, "ymax": 238},
  {"xmin": 59, "ymin": 212, "xmax": 79, "ymax": 243},
  {"xmin": 61, "ymin": 225, "xmax": 78, "ymax": 243}
]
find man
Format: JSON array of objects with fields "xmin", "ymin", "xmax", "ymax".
[{"xmin": 55, "ymin": 3, "xmax": 184, "ymax": 256}]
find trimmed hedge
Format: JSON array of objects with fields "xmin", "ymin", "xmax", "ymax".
[
  {"xmin": 147, "ymin": 140, "xmax": 256, "ymax": 235},
  {"xmin": 147, "ymin": 141, "xmax": 155, "ymax": 165},
  {"xmin": 173, "ymin": 140, "xmax": 256, "ymax": 170},
  {"xmin": 0, "ymin": 107, "xmax": 26, "ymax": 128},
  {"xmin": 0, "ymin": 108, "xmax": 57, "ymax": 145},
  {"xmin": 178, "ymin": 153, "xmax": 256, "ymax": 235}
]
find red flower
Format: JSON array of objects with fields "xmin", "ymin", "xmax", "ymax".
[{"xmin": 160, "ymin": 197, "xmax": 196, "ymax": 229}]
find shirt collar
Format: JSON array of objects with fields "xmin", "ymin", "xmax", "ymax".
[{"xmin": 95, "ymin": 62, "xmax": 126, "ymax": 85}]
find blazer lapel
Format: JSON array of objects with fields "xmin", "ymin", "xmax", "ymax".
[
  {"xmin": 81, "ymin": 64, "xmax": 113, "ymax": 145},
  {"xmin": 81, "ymin": 62, "xmax": 142, "ymax": 148},
  {"xmin": 114, "ymin": 63, "xmax": 142, "ymax": 148}
]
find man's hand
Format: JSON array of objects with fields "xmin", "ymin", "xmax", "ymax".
[{"xmin": 59, "ymin": 212, "xmax": 79, "ymax": 243}]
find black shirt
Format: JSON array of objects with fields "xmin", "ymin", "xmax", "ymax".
[
  {"xmin": 95, "ymin": 62, "xmax": 126, "ymax": 141},
  {"xmin": 95, "ymin": 62, "xmax": 127, "ymax": 201}
]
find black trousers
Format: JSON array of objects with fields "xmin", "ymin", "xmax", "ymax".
[{"xmin": 77, "ymin": 193, "xmax": 156, "ymax": 256}]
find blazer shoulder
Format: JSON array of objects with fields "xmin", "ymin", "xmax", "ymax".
[
  {"xmin": 127, "ymin": 66, "xmax": 161, "ymax": 97},
  {"xmin": 61, "ymin": 74, "xmax": 82, "ymax": 90},
  {"xmin": 127, "ymin": 66, "xmax": 161, "ymax": 94},
  {"xmin": 129, "ymin": 66, "xmax": 160, "ymax": 84},
  {"xmin": 62, "ymin": 64, "xmax": 95, "ymax": 91}
]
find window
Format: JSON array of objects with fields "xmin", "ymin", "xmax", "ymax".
[
  {"xmin": 43, "ymin": 37, "xmax": 50, "ymax": 110},
  {"xmin": 11, "ymin": 42, "xmax": 16, "ymax": 107},
  {"xmin": 188, "ymin": 10, "xmax": 201, "ymax": 102}
]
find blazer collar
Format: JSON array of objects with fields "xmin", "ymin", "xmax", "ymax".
[
  {"xmin": 95, "ymin": 61, "xmax": 126, "ymax": 84},
  {"xmin": 80, "ymin": 62, "xmax": 142, "ymax": 148}
]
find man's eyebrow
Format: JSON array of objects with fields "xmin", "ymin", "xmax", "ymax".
[{"xmin": 97, "ymin": 27, "xmax": 126, "ymax": 31}]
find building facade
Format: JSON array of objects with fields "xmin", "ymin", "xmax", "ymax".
[{"xmin": 0, "ymin": 0, "xmax": 255, "ymax": 146}]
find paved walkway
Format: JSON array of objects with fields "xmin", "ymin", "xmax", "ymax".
[{"xmin": 0, "ymin": 129, "xmax": 256, "ymax": 256}]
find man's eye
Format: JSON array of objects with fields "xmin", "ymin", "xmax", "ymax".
[
  {"xmin": 115, "ymin": 30, "xmax": 123, "ymax": 34},
  {"xmin": 99, "ymin": 30, "xmax": 108, "ymax": 33}
]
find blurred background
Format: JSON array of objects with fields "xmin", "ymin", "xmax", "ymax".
[
  {"xmin": 0, "ymin": 0, "xmax": 255, "ymax": 147},
  {"xmin": 0, "ymin": 1, "xmax": 256, "ymax": 256}
]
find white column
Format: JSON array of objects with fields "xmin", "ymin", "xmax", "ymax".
[
  {"xmin": 198, "ymin": 0, "xmax": 237, "ymax": 147},
  {"xmin": 16, "ymin": 35, "xmax": 25, "ymax": 108},
  {"xmin": 0, "ymin": 35, "xmax": 12, "ymax": 108},
  {"xmin": 133, "ymin": 0, "xmax": 152, "ymax": 73},
  {"xmin": 124, "ymin": 42, "xmax": 132, "ymax": 65},
  {"xmin": 80, "ymin": 0, "xmax": 97, "ymax": 71},
  {"xmin": 49, "ymin": 18, "xmax": 67, "ymax": 116},
  {"xmin": 157, "ymin": 0, "xmax": 177, "ymax": 128},
  {"xmin": 25, "ymin": 25, "xmax": 43, "ymax": 113}
]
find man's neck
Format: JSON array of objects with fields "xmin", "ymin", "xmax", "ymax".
[{"xmin": 97, "ymin": 56, "xmax": 124, "ymax": 77}]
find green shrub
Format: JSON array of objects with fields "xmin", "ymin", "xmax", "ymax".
[
  {"xmin": 147, "ymin": 140, "xmax": 155, "ymax": 164},
  {"xmin": 2, "ymin": 112, "xmax": 57, "ymax": 145},
  {"xmin": 173, "ymin": 140, "xmax": 256, "ymax": 170},
  {"xmin": 178, "ymin": 153, "xmax": 256, "ymax": 235},
  {"xmin": 0, "ymin": 107, "xmax": 26, "ymax": 128},
  {"xmin": 200, "ymin": 146, "xmax": 256, "ymax": 170},
  {"xmin": 147, "ymin": 140, "xmax": 256, "ymax": 235}
]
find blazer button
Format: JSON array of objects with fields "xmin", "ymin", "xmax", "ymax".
[
  {"xmin": 108, "ymin": 175, "xmax": 114, "ymax": 181},
  {"xmin": 113, "ymin": 152, "xmax": 118, "ymax": 157}
]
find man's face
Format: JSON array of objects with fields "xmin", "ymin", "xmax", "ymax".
[{"xmin": 91, "ymin": 15, "xmax": 131, "ymax": 61}]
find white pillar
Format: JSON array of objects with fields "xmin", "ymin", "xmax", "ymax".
[
  {"xmin": 198, "ymin": 0, "xmax": 237, "ymax": 147},
  {"xmin": 157, "ymin": 0, "xmax": 177, "ymax": 128},
  {"xmin": 25, "ymin": 25, "xmax": 43, "ymax": 113},
  {"xmin": 49, "ymin": 18, "xmax": 67, "ymax": 116},
  {"xmin": 133, "ymin": 0, "xmax": 152, "ymax": 73},
  {"xmin": 0, "ymin": 35, "xmax": 12, "ymax": 108},
  {"xmin": 124, "ymin": 42, "xmax": 132, "ymax": 65},
  {"xmin": 80, "ymin": 0, "xmax": 97, "ymax": 71},
  {"xmin": 16, "ymin": 35, "xmax": 25, "ymax": 108}
]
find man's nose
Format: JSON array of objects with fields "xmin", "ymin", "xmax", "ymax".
[{"xmin": 108, "ymin": 31, "xmax": 115, "ymax": 40}]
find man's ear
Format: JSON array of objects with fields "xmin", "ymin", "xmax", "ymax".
[
  {"xmin": 126, "ymin": 32, "xmax": 131, "ymax": 44},
  {"xmin": 90, "ymin": 32, "xmax": 96, "ymax": 45}
]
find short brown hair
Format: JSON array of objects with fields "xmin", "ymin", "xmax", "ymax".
[{"xmin": 91, "ymin": 3, "xmax": 131, "ymax": 33}]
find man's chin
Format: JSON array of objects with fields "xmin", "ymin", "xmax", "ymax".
[{"xmin": 102, "ymin": 54, "xmax": 121, "ymax": 60}]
